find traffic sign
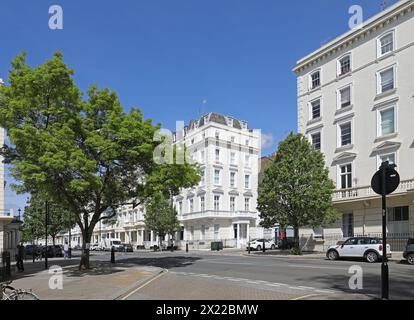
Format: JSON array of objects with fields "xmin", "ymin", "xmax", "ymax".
[{"xmin": 371, "ymin": 164, "xmax": 400, "ymax": 195}]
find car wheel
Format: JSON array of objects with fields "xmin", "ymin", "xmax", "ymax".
[
  {"xmin": 407, "ymin": 253, "xmax": 414, "ymax": 265},
  {"xmin": 366, "ymin": 251, "xmax": 379, "ymax": 263},
  {"xmin": 327, "ymin": 250, "xmax": 339, "ymax": 261},
  {"xmin": 271, "ymin": 245, "xmax": 275, "ymax": 250},
  {"xmin": 256, "ymin": 245, "xmax": 261, "ymax": 251}
]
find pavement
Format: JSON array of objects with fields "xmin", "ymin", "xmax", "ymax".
[
  {"xmin": 5, "ymin": 249, "xmax": 413, "ymax": 300},
  {"xmin": 8, "ymin": 256, "xmax": 163, "ymax": 300}
]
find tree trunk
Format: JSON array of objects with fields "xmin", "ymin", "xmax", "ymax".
[
  {"xmin": 293, "ymin": 226, "xmax": 300, "ymax": 249},
  {"xmin": 52, "ymin": 236, "xmax": 56, "ymax": 247},
  {"xmin": 79, "ymin": 228, "xmax": 92, "ymax": 270}
]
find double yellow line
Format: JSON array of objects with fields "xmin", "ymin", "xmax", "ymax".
[{"xmin": 119, "ymin": 269, "xmax": 169, "ymax": 300}]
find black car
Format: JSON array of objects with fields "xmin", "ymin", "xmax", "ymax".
[
  {"xmin": 403, "ymin": 238, "xmax": 414, "ymax": 265},
  {"xmin": 25, "ymin": 245, "xmax": 41, "ymax": 257},
  {"xmin": 122, "ymin": 243, "xmax": 134, "ymax": 252},
  {"xmin": 41, "ymin": 245, "xmax": 63, "ymax": 258}
]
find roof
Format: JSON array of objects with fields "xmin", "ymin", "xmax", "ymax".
[
  {"xmin": 293, "ymin": 0, "xmax": 414, "ymax": 74},
  {"xmin": 186, "ymin": 112, "xmax": 248, "ymax": 132}
]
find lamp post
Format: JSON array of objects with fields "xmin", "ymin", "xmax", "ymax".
[
  {"xmin": 18, "ymin": 208, "xmax": 21, "ymax": 221},
  {"xmin": 31, "ymin": 226, "xmax": 35, "ymax": 263},
  {"xmin": 45, "ymin": 200, "xmax": 49, "ymax": 270}
]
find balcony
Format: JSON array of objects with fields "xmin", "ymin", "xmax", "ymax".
[
  {"xmin": 180, "ymin": 210, "xmax": 257, "ymax": 221},
  {"xmin": 333, "ymin": 178, "xmax": 414, "ymax": 202}
]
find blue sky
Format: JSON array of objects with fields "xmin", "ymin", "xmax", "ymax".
[{"xmin": 0, "ymin": 0, "xmax": 399, "ymax": 214}]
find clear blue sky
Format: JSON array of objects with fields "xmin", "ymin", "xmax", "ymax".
[{"xmin": 0, "ymin": 0, "xmax": 399, "ymax": 214}]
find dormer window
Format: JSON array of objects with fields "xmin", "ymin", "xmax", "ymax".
[
  {"xmin": 378, "ymin": 31, "xmax": 395, "ymax": 58},
  {"xmin": 310, "ymin": 70, "xmax": 321, "ymax": 90},
  {"xmin": 338, "ymin": 54, "xmax": 351, "ymax": 76}
]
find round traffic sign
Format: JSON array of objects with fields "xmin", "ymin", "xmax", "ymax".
[{"xmin": 371, "ymin": 166, "xmax": 400, "ymax": 196}]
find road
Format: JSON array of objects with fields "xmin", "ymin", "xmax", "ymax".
[{"xmin": 87, "ymin": 250, "xmax": 414, "ymax": 300}]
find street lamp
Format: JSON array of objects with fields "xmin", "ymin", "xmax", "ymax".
[{"xmin": 18, "ymin": 208, "xmax": 21, "ymax": 221}]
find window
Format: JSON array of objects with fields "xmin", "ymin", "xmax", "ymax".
[
  {"xmin": 244, "ymin": 198, "xmax": 250, "ymax": 211},
  {"xmin": 230, "ymin": 171, "xmax": 236, "ymax": 187},
  {"xmin": 244, "ymin": 174, "xmax": 250, "ymax": 189},
  {"xmin": 231, "ymin": 136, "xmax": 235, "ymax": 143},
  {"xmin": 339, "ymin": 86, "xmax": 351, "ymax": 109},
  {"xmin": 311, "ymin": 132, "xmax": 321, "ymax": 150},
  {"xmin": 214, "ymin": 195, "xmax": 220, "ymax": 211},
  {"xmin": 215, "ymin": 131, "xmax": 220, "ymax": 139},
  {"xmin": 310, "ymin": 99, "xmax": 321, "ymax": 120},
  {"xmin": 200, "ymin": 169, "xmax": 205, "ymax": 185},
  {"xmin": 379, "ymin": 107, "xmax": 395, "ymax": 136},
  {"xmin": 200, "ymin": 225, "xmax": 205, "ymax": 240},
  {"xmin": 380, "ymin": 153, "xmax": 396, "ymax": 165},
  {"xmin": 310, "ymin": 70, "xmax": 321, "ymax": 89},
  {"xmin": 230, "ymin": 152, "xmax": 236, "ymax": 165},
  {"xmin": 245, "ymin": 155, "xmax": 250, "ymax": 167},
  {"xmin": 200, "ymin": 196, "xmax": 205, "ymax": 212},
  {"xmin": 338, "ymin": 55, "xmax": 351, "ymax": 76},
  {"xmin": 340, "ymin": 164, "xmax": 352, "ymax": 189},
  {"xmin": 189, "ymin": 199, "xmax": 194, "ymax": 213},
  {"xmin": 339, "ymin": 122, "xmax": 352, "ymax": 146},
  {"xmin": 387, "ymin": 206, "xmax": 409, "ymax": 222},
  {"xmin": 378, "ymin": 32, "xmax": 394, "ymax": 57},
  {"xmin": 214, "ymin": 169, "xmax": 220, "ymax": 185},
  {"xmin": 200, "ymin": 150, "xmax": 205, "ymax": 163},
  {"xmin": 179, "ymin": 201, "xmax": 183, "ymax": 215},
  {"xmin": 215, "ymin": 148, "xmax": 220, "ymax": 162},
  {"xmin": 230, "ymin": 197, "xmax": 236, "ymax": 212},
  {"xmin": 378, "ymin": 67, "xmax": 395, "ymax": 94}
]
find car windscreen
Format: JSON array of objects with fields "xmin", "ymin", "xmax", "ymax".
[
  {"xmin": 112, "ymin": 241, "xmax": 121, "ymax": 245},
  {"xmin": 408, "ymin": 239, "xmax": 414, "ymax": 245}
]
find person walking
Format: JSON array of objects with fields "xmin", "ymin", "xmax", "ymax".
[
  {"xmin": 15, "ymin": 243, "xmax": 25, "ymax": 272},
  {"xmin": 63, "ymin": 241, "xmax": 69, "ymax": 259}
]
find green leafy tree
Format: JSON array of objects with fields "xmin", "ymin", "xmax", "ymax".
[
  {"xmin": 257, "ymin": 133, "xmax": 339, "ymax": 251},
  {"xmin": 21, "ymin": 194, "xmax": 76, "ymax": 245},
  {"xmin": 144, "ymin": 192, "xmax": 181, "ymax": 250},
  {"xmin": 0, "ymin": 52, "xmax": 199, "ymax": 269}
]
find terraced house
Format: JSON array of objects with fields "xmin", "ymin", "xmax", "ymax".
[
  {"xmin": 173, "ymin": 112, "xmax": 261, "ymax": 249},
  {"xmin": 293, "ymin": 0, "xmax": 414, "ymax": 251}
]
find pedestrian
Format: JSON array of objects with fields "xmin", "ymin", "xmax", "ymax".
[
  {"xmin": 15, "ymin": 243, "xmax": 25, "ymax": 272},
  {"xmin": 63, "ymin": 241, "xmax": 69, "ymax": 259}
]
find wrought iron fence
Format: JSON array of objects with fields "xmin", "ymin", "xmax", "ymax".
[{"xmin": 0, "ymin": 251, "xmax": 12, "ymax": 283}]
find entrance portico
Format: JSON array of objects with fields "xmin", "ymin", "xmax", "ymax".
[{"xmin": 233, "ymin": 220, "xmax": 250, "ymax": 249}]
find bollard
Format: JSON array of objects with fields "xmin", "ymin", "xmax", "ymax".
[
  {"xmin": 186, "ymin": 243, "xmax": 189, "ymax": 253},
  {"xmin": 111, "ymin": 247, "xmax": 115, "ymax": 264},
  {"xmin": 248, "ymin": 242, "xmax": 251, "ymax": 254},
  {"xmin": 262, "ymin": 239, "xmax": 266, "ymax": 253},
  {"xmin": 68, "ymin": 247, "xmax": 72, "ymax": 259}
]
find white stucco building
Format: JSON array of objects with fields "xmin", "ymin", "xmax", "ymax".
[
  {"xmin": 293, "ymin": 0, "xmax": 414, "ymax": 250},
  {"xmin": 173, "ymin": 112, "xmax": 261, "ymax": 249}
]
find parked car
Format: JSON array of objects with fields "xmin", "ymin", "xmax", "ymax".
[
  {"xmin": 53, "ymin": 245, "xmax": 64, "ymax": 257},
  {"xmin": 403, "ymin": 238, "xmax": 414, "ymax": 265},
  {"xmin": 327, "ymin": 237, "xmax": 391, "ymax": 263},
  {"xmin": 90, "ymin": 243, "xmax": 101, "ymax": 251},
  {"xmin": 73, "ymin": 245, "xmax": 82, "ymax": 250},
  {"xmin": 41, "ymin": 246, "xmax": 56, "ymax": 258},
  {"xmin": 248, "ymin": 239, "xmax": 276, "ymax": 251},
  {"xmin": 122, "ymin": 243, "xmax": 134, "ymax": 252},
  {"xmin": 25, "ymin": 245, "xmax": 41, "ymax": 257}
]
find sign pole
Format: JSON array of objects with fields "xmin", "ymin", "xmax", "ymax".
[{"xmin": 380, "ymin": 162, "xmax": 389, "ymax": 300}]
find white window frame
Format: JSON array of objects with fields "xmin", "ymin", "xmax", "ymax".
[
  {"xmin": 337, "ymin": 53, "xmax": 352, "ymax": 76},
  {"xmin": 376, "ymin": 104, "xmax": 397, "ymax": 138},
  {"xmin": 336, "ymin": 83, "xmax": 353, "ymax": 110},
  {"xmin": 376, "ymin": 64, "xmax": 396, "ymax": 95},
  {"xmin": 200, "ymin": 196, "xmax": 205, "ymax": 212},
  {"xmin": 309, "ymin": 69, "xmax": 321, "ymax": 91},
  {"xmin": 214, "ymin": 169, "xmax": 221, "ymax": 185},
  {"xmin": 377, "ymin": 152, "xmax": 397, "ymax": 169},
  {"xmin": 337, "ymin": 162, "xmax": 354, "ymax": 190},
  {"xmin": 309, "ymin": 129, "xmax": 322, "ymax": 151},
  {"xmin": 336, "ymin": 119, "xmax": 353, "ymax": 148},
  {"xmin": 230, "ymin": 152, "xmax": 236, "ymax": 165},
  {"xmin": 377, "ymin": 30, "xmax": 395, "ymax": 58},
  {"xmin": 230, "ymin": 171, "xmax": 236, "ymax": 188},
  {"xmin": 244, "ymin": 197, "xmax": 250, "ymax": 212},
  {"xmin": 189, "ymin": 198, "xmax": 194, "ymax": 213},
  {"xmin": 245, "ymin": 154, "xmax": 250, "ymax": 167},
  {"xmin": 244, "ymin": 174, "xmax": 250, "ymax": 189},
  {"xmin": 214, "ymin": 195, "xmax": 220, "ymax": 212},
  {"xmin": 215, "ymin": 148, "xmax": 220, "ymax": 162},
  {"xmin": 230, "ymin": 196, "xmax": 236, "ymax": 212},
  {"xmin": 309, "ymin": 97, "xmax": 322, "ymax": 121}
]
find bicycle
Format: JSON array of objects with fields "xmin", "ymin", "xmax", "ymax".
[{"xmin": 1, "ymin": 281, "xmax": 39, "ymax": 300}]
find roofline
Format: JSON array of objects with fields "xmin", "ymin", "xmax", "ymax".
[{"xmin": 293, "ymin": 0, "xmax": 414, "ymax": 74}]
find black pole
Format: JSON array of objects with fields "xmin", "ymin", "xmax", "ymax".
[
  {"xmin": 68, "ymin": 213, "xmax": 72, "ymax": 259},
  {"xmin": 262, "ymin": 239, "xmax": 266, "ymax": 253},
  {"xmin": 45, "ymin": 201, "xmax": 48, "ymax": 270},
  {"xmin": 32, "ymin": 228, "xmax": 35, "ymax": 263},
  {"xmin": 381, "ymin": 162, "xmax": 389, "ymax": 300}
]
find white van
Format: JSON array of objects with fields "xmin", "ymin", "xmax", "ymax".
[{"xmin": 100, "ymin": 238, "xmax": 124, "ymax": 252}]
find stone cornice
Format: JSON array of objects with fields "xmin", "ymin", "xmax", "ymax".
[{"xmin": 293, "ymin": 0, "xmax": 414, "ymax": 74}]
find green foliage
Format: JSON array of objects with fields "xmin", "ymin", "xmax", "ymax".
[
  {"xmin": 257, "ymin": 133, "xmax": 340, "ymax": 240},
  {"xmin": 144, "ymin": 193, "xmax": 180, "ymax": 240},
  {"xmin": 0, "ymin": 52, "xmax": 199, "ymax": 268},
  {"xmin": 21, "ymin": 193, "xmax": 76, "ymax": 244},
  {"xmin": 290, "ymin": 247, "xmax": 302, "ymax": 256}
]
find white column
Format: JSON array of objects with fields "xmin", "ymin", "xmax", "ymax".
[
  {"xmin": 237, "ymin": 223, "xmax": 240, "ymax": 248},
  {"xmin": 150, "ymin": 231, "xmax": 154, "ymax": 245},
  {"xmin": 247, "ymin": 223, "xmax": 250, "ymax": 243}
]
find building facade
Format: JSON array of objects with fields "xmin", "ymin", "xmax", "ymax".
[
  {"xmin": 293, "ymin": 0, "xmax": 414, "ymax": 251},
  {"xmin": 173, "ymin": 113, "xmax": 261, "ymax": 249}
]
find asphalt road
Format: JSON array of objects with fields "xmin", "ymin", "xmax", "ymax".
[{"xmin": 88, "ymin": 250, "xmax": 414, "ymax": 300}]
